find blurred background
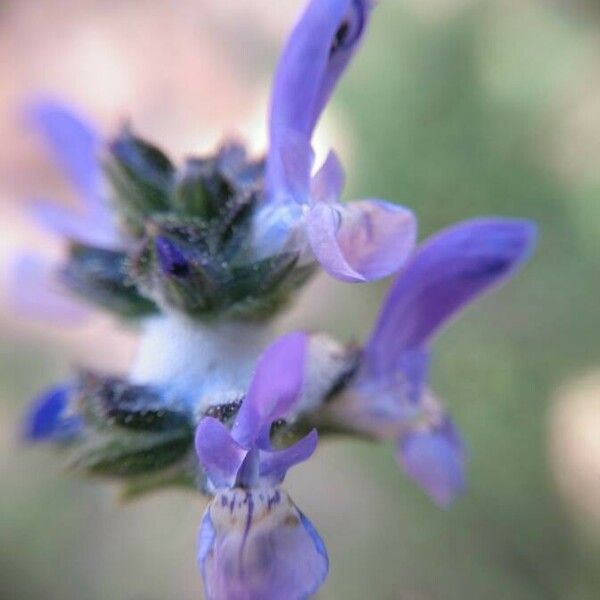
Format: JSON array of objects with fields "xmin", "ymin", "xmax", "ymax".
[{"xmin": 1, "ymin": 0, "xmax": 600, "ymax": 598}]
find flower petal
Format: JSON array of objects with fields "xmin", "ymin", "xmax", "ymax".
[
  {"xmin": 396, "ymin": 418, "xmax": 466, "ymax": 508},
  {"xmin": 365, "ymin": 218, "xmax": 537, "ymax": 374},
  {"xmin": 22, "ymin": 384, "xmax": 82, "ymax": 442},
  {"xmin": 195, "ymin": 417, "xmax": 248, "ymax": 489},
  {"xmin": 197, "ymin": 509, "xmax": 217, "ymax": 589},
  {"xmin": 198, "ymin": 488, "xmax": 328, "ymax": 600},
  {"xmin": 311, "ymin": 151, "xmax": 345, "ymax": 204},
  {"xmin": 11, "ymin": 253, "xmax": 90, "ymax": 322},
  {"xmin": 231, "ymin": 332, "xmax": 308, "ymax": 448},
  {"xmin": 265, "ymin": 129, "xmax": 314, "ymax": 203},
  {"xmin": 259, "ymin": 429, "xmax": 318, "ymax": 484},
  {"xmin": 27, "ymin": 100, "xmax": 102, "ymax": 207},
  {"xmin": 269, "ymin": 0, "xmax": 371, "ymax": 140},
  {"xmin": 306, "ymin": 199, "xmax": 417, "ymax": 282},
  {"xmin": 28, "ymin": 199, "xmax": 118, "ymax": 248},
  {"xmin": 266, "ymin": 0, "xmax": 371, "ymax": 200}
]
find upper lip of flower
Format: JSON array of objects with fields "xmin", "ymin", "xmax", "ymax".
[{"xmin": 195, "ymin": 332, "xmax": 318, "ymax": 491}]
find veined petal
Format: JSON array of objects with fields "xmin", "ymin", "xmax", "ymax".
[
  {"xmin": 306, "ymin": 200, "xmax": 417, "ymax": 282},
  {"xmin": 396, "ymin": 417, "xmax": 466, "ymax": 508},
  {"xmin": 22, "ymin": 384, "xmax": 81, "ymax": 442},
  {"xmin": 27, "ymin": 101, "xmax": 102, "ymax": 207},
  {"xmin": 365, "ymin": 218, "xmax": 537, "ymax": 374},
  {"xmin": 259, "ymin": 429, "xmax": 318, "ymax": 484},
  {"xmin": 231, "ymin": 332, "xmax": 308, "ymax": 448},
  {"xmin": 310, "ymin": 151, "xmax": 345, "ymax": 204},
  {"xmin": 11, "ymin": 253, "xmax": 90, "ymax": 322},
  {"xmin": 198, "ymin": 488, "xmax": 328, "ymax": 600},
  {"xmin": 196, "ymin": 417, "xmax": 248, "ymax": 489}
]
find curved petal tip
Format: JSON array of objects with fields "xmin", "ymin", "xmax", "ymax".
[
  {"xmin": 397, "ymin": 426, "xmax": 466, "ymax": 508},
  {"xmin": 307, "ymin": 200, "xmax": 417, "ymax": 282}
]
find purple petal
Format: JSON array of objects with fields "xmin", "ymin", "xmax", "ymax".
[
  {"xmin": 11, "ymin": 253, "xmax": 90, "ymax": 322},
  {"xmin": 197, "ymin": 509, "xmax": 216, "ymax": 587},
  {"xmin": 22, "ymin": 384, "xmax": 82, "ymax": 442},
  {"xmin": 306, "ymin": 199, "xmax": 417, "ymax": 282},
  {"xmin": 269, "ymin": 0, "xmax": 371, "ymax": 141},
  {"xmin": 266, "ymin": 0, "xmax": 371, "ymax": 201},
  {"xmin": 397, "ymin": 420, "xmax": 466, "ymax": 508},
  {"xmin": 259, "ymin": 429, "xmax": 318, "ymax": 484},
  {"xmin": 310, "ymin": 151, "xmax": 345, "ymax": 204},
  {"xmin": 199, "ymin": 488, "xmax": 328, "ymax": 600},
  {"xmin": 231, "ymin": 332, "xmax": 308, "ymax": 448},
  {"xmin": 28, "ymin": 199, "xmax": 118, "ymax": 248},
  {"xmin": 195, "ymin": 417, "xmax": 248, "ymax": 489},
  {"xmin": 396, "ymin": 349, "xmax": 430, "ymax": 404},
  {"xmin": 365, "ymin": 218, "xmax": 537, "ymax": 374},
  {"xmin": 265, "ymin": 129, "xmax": 314, "ymax": 203},
  {"xmin": 27, "ymin": 101, "xmax": 102, "ymax": 207}
]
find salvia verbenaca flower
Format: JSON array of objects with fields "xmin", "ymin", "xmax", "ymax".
[
  {"xmin": 323, "ymin": 218, "xmax": 537, "ymax": 506},
  {"xmin": 196, "ymin": 333, "xmax": 327, "ymax": 600},
  {"xmin": 258, "ymin": 0, "xmax": 417, "ymax": 283},
  {"xmin": 17, "ymin": 0, "xmax": 538, "ymax": 598},
  {"xmin": 14, "ymin": 103, "xmax": 113, "ymax": 320}
]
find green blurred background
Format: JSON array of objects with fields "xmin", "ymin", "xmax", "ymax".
[{"xmin": 1, "ymin": 0, "xmax": 600, "ymax": 598}]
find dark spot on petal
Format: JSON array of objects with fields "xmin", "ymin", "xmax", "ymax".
[
  {"xmin": 284, "ymin": 514, "xmax": 300, "ymax": 527},
  {"xmin": 462, "ymin": 257, "xmax": 511, "ymax": 279},
  {"xmin": 329, "ymin": 1, "xmax": 366, "ymax": 57},
  {"xmin": 330, "ymin": 21, "xmax": 350, "ymax": 56}
]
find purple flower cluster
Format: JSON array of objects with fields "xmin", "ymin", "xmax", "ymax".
[
  {"xmin": 17, "ymin": 0, "xmax": 537, "ymax": 598},
  {"xmin": 191, "ymin": 0, "xmax": 535, "ymax": 594},
  {"xmin": 191, "ymin": 219, "xmax": 534, "ymax": 598}
]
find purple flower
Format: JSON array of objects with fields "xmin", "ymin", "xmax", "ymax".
[
  {"xmin": 332, "ymin": 218, "xmax": 537, "ymax": 506},
  {"xmin": 26, "ymin": 101, "xmax": 117, "ymax": 248},
  {"xmin": 13, "ymin": 101, "xmax": 119, "ymax": 320},
  {"xmin": 257, "ymin": 0, "xmax": 417, "ymax": 283},
  {"xmin": 22, "ymin": 384, "xmax": 82, "ymax": 442},
  {"xmin": 195, "ymin": 332, "xmax": 328, "ymax": 600}
]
